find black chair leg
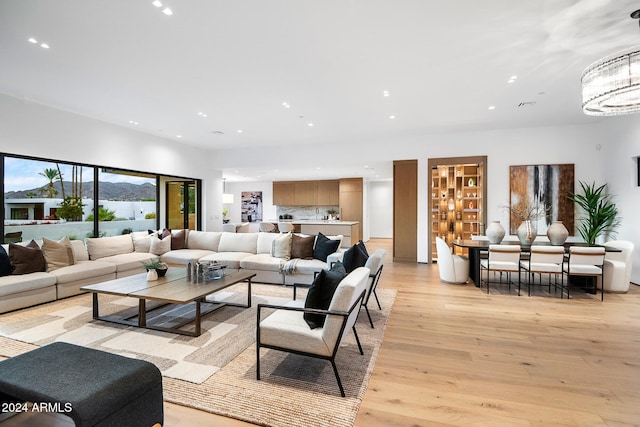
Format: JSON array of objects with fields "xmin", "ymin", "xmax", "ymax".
[
  {"xmin": 352, "ymin": 325, "xmax": 364, "ymax": 355},
  {"xmin": 330, "ymin": 359, "xmax": 346, "ymax": 397},
  {"xmin": 364, "ymin": 305, "xmax": 374, "ymax": 328},
  {"xmin": 373, "ymin": 290, "xmax": 381, "ymax": 310},
  {"xmin": 256, "ymin": 346, "xmax": 261, "ymax": 380}
]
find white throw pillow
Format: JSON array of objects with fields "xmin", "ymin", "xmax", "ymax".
[
  {"xmin": 132, "ymin": 231, "xmax": 153, "ymax": 253},
  {"xmin": 150, "ymin": 234, "xmax": 171, "ymax": 255},
  {"xmin": 271, "ymin": 232, "xmax": 292, "ymax": 260}
]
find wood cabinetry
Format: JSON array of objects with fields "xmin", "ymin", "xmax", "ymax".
[
  {"xmin": 294, "ymin": 182, "xmax": 318, "ymax": 205},
  {"xmin": 273, "ymin": 179, "xmax": 339, "ymax": 206},
  {"xmin": 428, "ymin": 156, "xmax": 487, "ymax": 262},
  {"xmin": 317, "ymin": 180, "xmax": 340, "ymax": 205},
  {"xmin": 339, "ymin": 178, "xmax": 363, "ymax": 243},
  {"xmin": 272, "ymin": 182, "xmax": 295, "ymax": 206}
]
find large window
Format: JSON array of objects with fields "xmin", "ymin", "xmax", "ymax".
[{"xmin": 2, "ymin": 154, "xmax": 201, "ymax": 243}]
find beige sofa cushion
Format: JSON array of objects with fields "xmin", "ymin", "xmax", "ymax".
[
  {"xmin": 199, "ymin": 252, "xmax": 253, "ymax": 269},
  {"xmin": 69, "ymin": 240, "xmax": 89, "ymax": 261},
  {"xmin": 42, "ymin": 236, "xmax": 75, "ymax": 272},
  {"xmin": 131, "ymin": 231, "xmax": 153, "ymax": 253},
  {"xmin": 97, "ymin": 252, "xmax": 156, "ymax": 273},
  {"xmin": 0, "ymin": 272, "xmax": 56, "ymax": 297},
  {"xmin": 49, "ymin": 260, "xmax": 116, "ymax": 284},
  {"xmin": 86, "ymin": 235, "xmax": 134, "ymax": 260},
  {"xmin": 239, "ymin": 254, "xmax": 284, "ymax": 272},
  {"xmin": 187, "ymin": 231, "xmax": 222, "ymax": 251},
  {"xmin": 257, "ymin": 232, "xmax": 282, "ymax": 254},
  {"xmin": 218, "ymin": 232, "xmax": 258, "ymax": 253}
]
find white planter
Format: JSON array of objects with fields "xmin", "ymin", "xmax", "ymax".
[
  {"xmin": 146, "ymin": 269, "xmax": 158, "ymax": 281},
  {"xmin": 486, "ymin": 221, "xmax": 505, "ymax": 244}
]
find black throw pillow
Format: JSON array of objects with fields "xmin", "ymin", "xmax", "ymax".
[
  {"xmin": 342, "ymin": 243, "xmax": 369, "ymax": 273},
  {"xmin": 356, "ymin": 240, "xmax": 369, "ymax": 257},
  {"xmin": 313, "ymin": 232, "xmax": 341, "ymax": 262},
  {"xmin": 0, "ymin": 246, "xmax": 13, "ymax": 276},
  {"xmin": 303, "ymin": 262, "xmax": 347, "ymax": 329}
]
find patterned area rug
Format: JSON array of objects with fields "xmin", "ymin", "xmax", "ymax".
[{"xmin": 0, "ymin": 284, "xmax": 396, "ymax": 427}]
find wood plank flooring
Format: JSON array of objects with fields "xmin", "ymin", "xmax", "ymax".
[{"xmin": 5, "ymin": 238, "xmax": 640, "ymax": 426}]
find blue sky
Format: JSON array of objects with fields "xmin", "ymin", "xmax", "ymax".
[{"xmin": 3, "ymin": 157, "xmax": 155, "ymax": 193}]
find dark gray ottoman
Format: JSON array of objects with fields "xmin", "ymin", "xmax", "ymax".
[{"xmin": 0, "ymin": 342, "xmax": 163, "ymax": 427}]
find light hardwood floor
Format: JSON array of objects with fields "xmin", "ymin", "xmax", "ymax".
[
  {"xmin": 5, "ymin": 238, "xmax": 640, "ymax": 426},
  {"xmin": 166, "ymin": 238, "xmax": 640, "ymax": 426}
]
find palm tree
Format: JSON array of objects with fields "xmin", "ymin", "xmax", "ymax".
[{"xmin": 39, "ymin": 168, "xmax": 60, "ymax": 198}]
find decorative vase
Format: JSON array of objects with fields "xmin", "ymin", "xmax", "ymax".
[
  {"xmin": 146, "ymin": 269, "xmax": 158, "ymax": 281},
  {"xmin": 486, "ymin": 221, "xmax": 506, "ymax": 244},
  {"xmin": 517, "ymin": 220, "xmax": 537, "ymax": 245},
  {"xmin": 547, "ymin": 221, "xmax": 569, "ymax": 245}
]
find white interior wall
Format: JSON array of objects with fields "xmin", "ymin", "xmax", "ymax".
[
  {"xmin": 597, "ymin": 115, "xmax": 640, "ymax": 284},
  {"xmin": 0, "ymin": 94, "xmax": 223, "ymax": 231},
  {"xmin": 369, "ymin": 181, "xmax": 393, "ymax": 238}
]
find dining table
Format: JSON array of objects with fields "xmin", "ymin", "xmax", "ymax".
[{"xmin": 451, "ymin": 239, "xmax": 620, "ymax": 287}]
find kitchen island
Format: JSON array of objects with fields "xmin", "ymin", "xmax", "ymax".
[{"xmin": 273, "ymin": 220, "xmax": 359, "ymax": 247}]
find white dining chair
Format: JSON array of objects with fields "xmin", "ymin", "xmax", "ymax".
[
  {"xmin": 562, "ymin": 246, "xmax": 605, "ymax": 300},
  {"xmin": 277, "ymin": 222, "xmax": 295, "ymax": 233},
  {"xmin": 259, "ymin": 222, "xmax": 276, "ymax": 232},
  {"xmin": 520, "ymin": 246, "xmax": 565, "ymax": 296},
  {"xmin": 480, "ymin": 244, "xmax": 521, "ymax": 295}
]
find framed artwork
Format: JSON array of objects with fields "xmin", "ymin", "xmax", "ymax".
[
  {"xmin": 509, "ymin": 164, "xmax": 574, "ymax": 235},
  {"xmin": 241, "ymin": 191, "xmax": 263, "ymax": 223}
]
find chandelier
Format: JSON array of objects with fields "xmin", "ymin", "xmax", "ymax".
[{"xmin": 582, "ymin": 10, "xmax": 640, "ymax": 116}]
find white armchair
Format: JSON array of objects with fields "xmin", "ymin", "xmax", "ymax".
[
  {"xmin": 602, "ymin": 240, "xmax": 634, "ymax": 293},
  {"xmin": 256, "ymin": 267, "xmax": 370, "ymax": 397},
  {"xmin": 435, "ymin": 237, "xmax": 469, "ymax": 284}
]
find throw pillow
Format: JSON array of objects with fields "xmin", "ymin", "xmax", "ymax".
[
  {"xmin": 356, "ymin": 240, "xmax": 369, "ymax": 257},
  {"xmin": 170, "ymin": 229, "xmax": 186, "ymax": 250},
  {"xmin": 271, "ymin": 232, "xmax": 292, "ymax": 260},
  {"xmin": 342, "ymin": 242, "xmax": 369, "ymax": 273},
  {"xmin": 132, "ymin": 231, "xmax": 153, "ymax": 253},
  {"xmin": 150, "ymin": 234, "xmax": 171, "ymax": 256},
  {"xmin": 0, "ymin": 246, "xmax": 12, "ymax": 276},
  {"xmin": 303, "ymin": 262, "xmax": 347, "ymax": 329},
  {"xmin": 291, "ymin": 234, "xmax": 315, "ymax": 259},
  {"xmin": 9, "ymin": 240, "xmax": 46, "ymax": 275},
  {"xmin": 313, "ymin": 232, "xmax": 341, "ymax": 262},
  {"xmin": 42, "ymin": 236, "xmax": 75, "ymax": 272}
]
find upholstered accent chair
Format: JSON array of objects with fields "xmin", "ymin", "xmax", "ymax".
[
  {"xmin": 256, "ymin": 267, "xmax": 370, "ymax": 397},
  {"xmin": 435, "ymin": 237, "xmax": 469, "ymax": 284},
  {"xmin": 602, "ymin": 240, "xmax": 634, "ymax": 293},
  {"xmin": 361, "ymin": 249, "xmax": 386, "ymax": 328}
]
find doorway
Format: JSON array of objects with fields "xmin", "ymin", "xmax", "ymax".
[{"xmin": 166, "ymin": 181, "xmax": 199, "ymax": 230}]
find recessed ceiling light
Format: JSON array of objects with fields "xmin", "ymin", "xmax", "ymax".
[
  {"xmin": 40, "ymin": 43, "xmax": 49, "ymax": 49},
  {"xmin": 389, "ymin": 115, "xmax": 396, "ymax": 119},
  {"xmin": 129, "ymin": 120, "xmax": 139, "ymax": 125},
  {"xmin": 176, "ymin": 134, "xmax": 182, "ymax": 138},
  {"xmin": 236, "ymin": 129, "xmax": 243, "ymax": 133},
  {"xmin": 510, "ymin": 75, "xmax": 518, "ymax": 80},
  {"xmin": 307, "ymin": 122, "xmax": 314, "ymax": 127},
  {"xmin": 162, "ymin": 7, "xmax": 173, "ymax": 15},
  {"xmin": 282, "ymin": 102, "xmax": 290, "ymax": 108},
  {"xmin": 488, "ymin": 106, "xmax": 496, "ymax": 110},
  {"xmin": 198, "ymin": 112, "xmax": 207, "ymax": 117},
  {"xmin": 152, "ymin": 0, "xmax": 162, "ymax": 7},
  {"xmin": 383, "ymin": 90, "xmax": 390, "ymax": 97},
  {"xmin": 28, "ymin": 37, "xmax": 37, "ymax": 44}
]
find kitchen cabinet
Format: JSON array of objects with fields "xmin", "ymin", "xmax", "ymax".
[
  {"xmin": 273, "ymin": 182, "xmax": 295, "ymax": 206},
  {"xmin": 339, "ymin": 178, "xmax": 363, "ymax": 242},
  {"xmin": 317, "ymin": 180, "xmax": 339, "ymax": 205},
  {"xmin": 273, "ymin": 179, "xmax": 339, "ymax": 206},
  {"xmin": 294, "ymin": 182, "xmax": 318, "ymax": 205}
]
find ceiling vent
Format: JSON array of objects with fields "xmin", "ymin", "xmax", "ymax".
[{"xmin": 518, "ymin": 101, "xmax": 536, "ymax": 107}]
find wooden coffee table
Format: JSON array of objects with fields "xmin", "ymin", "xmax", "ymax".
[{"xmin": 81, "ymin": 269, "xmax": 255, "ymax": 337}]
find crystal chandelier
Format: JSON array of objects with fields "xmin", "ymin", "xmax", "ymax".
[{"xmin": 581, "ymin": 10, "xmax": 640, "ymax": 116}]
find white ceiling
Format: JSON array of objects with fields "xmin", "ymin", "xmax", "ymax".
[{"xmin": 1, "ymin": 0, "xmax": 638, "ymax": 181}]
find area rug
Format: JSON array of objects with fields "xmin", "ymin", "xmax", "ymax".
[{"xmin": 0, "ymin": 284, "xmax": 396, "ymax": 427}]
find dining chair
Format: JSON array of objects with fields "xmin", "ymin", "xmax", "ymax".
[
  {"xmin": 519, "ymin": 246, "xmax": 565, "ymax": 296},
  {"xmin": 259, "ymin": 222, "xmax": 276, "ymax": 232},
  {"xmin": 480, "ymin": 244, "xmax": 521, "ymax": 295},
  {"xmin": 435, "ymin": 237, "xmax": 469, "ymax": 284},
  {"xmin": 563, "ymin": 246, "xmax": 606, "ymax": 300},
  {"xmin": 602, "ymin": 240, "xmax": 634, "ymax": 292},
  {"xmin": 277, "ymin": 222, "xmax": 295, "ymax": 233}
]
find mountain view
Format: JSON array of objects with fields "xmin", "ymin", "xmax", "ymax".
[{"xmin": 4, "ymin": 181, "xmax": 157, "ymax": 201}]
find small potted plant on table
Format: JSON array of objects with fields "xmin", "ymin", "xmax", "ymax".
[{"xmin": 142, "ymin": 258, "xmax": 169, "ymax": 278}]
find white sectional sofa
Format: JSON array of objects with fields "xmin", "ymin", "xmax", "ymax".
[{"xmin": 0, "ymin": 230, "xmax": 343, "ymax": 314}]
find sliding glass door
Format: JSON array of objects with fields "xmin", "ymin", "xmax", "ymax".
[{"xmin": 166, "ymin": 181, "xmax": 198, "ymax": 230}]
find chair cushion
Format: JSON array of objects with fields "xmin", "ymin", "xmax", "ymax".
[
  {"xmin": 313, "ymin": 232, "xmax": 341, "ymax": 262},
  {"xmin": 304, "ymin": 262, "xmax": 346, "ymax": 329}
]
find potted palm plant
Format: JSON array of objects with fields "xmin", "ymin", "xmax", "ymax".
[{"xmin": 567, "ymin": 181, "xmax": 620, "ymax": 245}]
